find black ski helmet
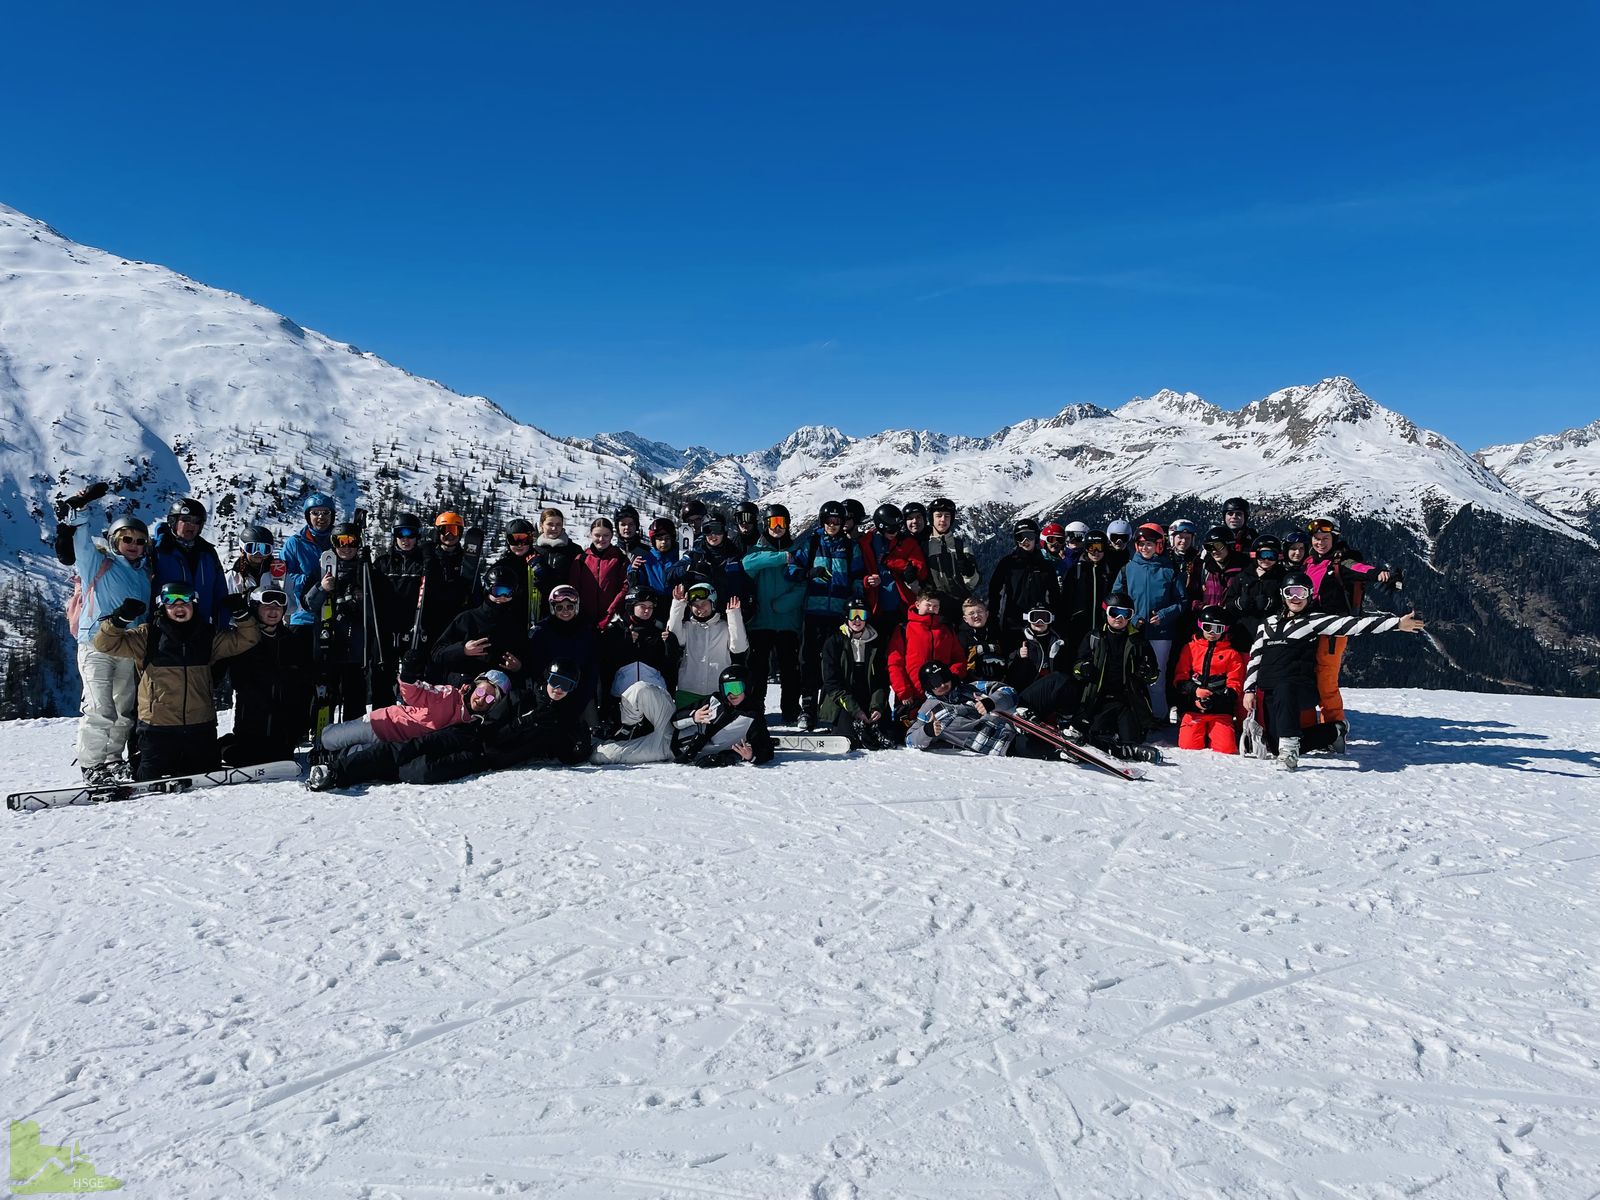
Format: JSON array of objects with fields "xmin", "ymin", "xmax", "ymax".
[
  {"xmin": 1104, "ymin": 590, "xmax": 1135, "ymax": 611},
  {"xmin": 819, "ymin": 500, "xmax": 846, "ymax": 524},
  {"xmin": 507, "ymin": 517, "xmax": 535, "ymax": 537},
  {"xmin": 1224, "ymin": 497, "xmax": 1251, "ymax": 517},
  {"xmin": 1013, "ymin": 517, "xmax": 1040, "ymax": 540},
  {"xmin": 1280, "ymin": 571, "xmax": 1314, "ymax": 595},
  {"xmin": 1204, "ymin": 525, "xmax": 1231, "ymax": 546},
  {"xmin": 243, "ymin": 524, "xmax": 274, "ymax": 547},
  {"xmin": 701, "ymin": 512, "xmax": 727, "ymax": 536},
  {"xmin": 168, "ymin": 497, "xmax": 207, "ymax": 529},
  {"xmin": 332, "ymin": 521, "xmax": 362, "ymax": 543},
  {"xmin": 761, "ymin": 502, "xmax": 791, "ymax": 523},
  {"xmin": 919, "ymin": 661, "xmax": 954, "ymax": 691},
  {"xmin": 1197, "ymin": 605, "xmax": 1230, "ymax": 627},
  {"xmin": 679, "ymin": 498, "xmax": 707, "ymax": 523},
  {"xmin": 735, "ymin": 501, "xmax": 759, "ymax": 522},
  {"xmin": 718, "ymin": 663, "xmax": 749, "ymax": 697},
  {"xmin": 929, "ymin": 496, "xmax": 956, "ymax": 515},
  {"xmin": 901, "ymin": 501, "xmax": 928, "ymax": 525},
  {"xmin": 614, "ymin": 503, "xmax": 640, "ymax": 526},
  {"xmin": 1251, "ymin": 535, "xmax": 1283, "ymax": 559},
  {"xmin": 393, "ymin": 512, "xmax": 422, "ymax": 537},
  {"xmin": 842, "ymin": 498, "xmax": 867, "ymax": 525},
  {"xmin": 625, "ymin": 585, "xmax": 658, "ymax": 610},
  {"xmin": 872, "ymin": 503, "xmax": 903, "ymax": 534}
]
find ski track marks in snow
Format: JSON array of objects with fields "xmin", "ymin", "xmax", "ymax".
[{"xmin": 2, "ymin": 688, "xmax": 1599, "ymax": 1198}]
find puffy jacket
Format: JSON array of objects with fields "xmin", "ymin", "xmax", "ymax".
[
  {"xmin": 785, "ymin": 528, "xmax": 866, "ymax": 617},
  {"xmin": 886, "ymin": 610, "xmax": 966, "ymax": 708},
  {"xmin": 368, "ymin": 679, "xmax": 477, "ymax": 742},
  {"xmin": 1171, "ymin": 634, "xmax": 1246, "ymax": 716},
  {"xmin": 220, "ymin": 622, "xmax": 313, "ymax": 751},
  {"xmin": 94, "ymin": 612, "xmax": 259, "ymax": 727},
  {"xmin": 1073, "ymin": 626, "xmax": 1158, "ymax": 724},
  {"xmin": 1112, "ymin": 554, "xmax": 1187, "ymax": 642},
  {"xmin": 667, "ymin": 596, "xmax": 749, "ymax": 696},
  {"xmin": 599, "ymin": 614, "xmax": 678, "ymax": 699},
  {"xmin": 860, "ymin": 532, "xmax": 929, "ymax": 620},
  {"xmin": 573, "ymin": 544, "xmax": 630, "ymax": 630},
  {"xmin": 528, "ymin": 535, "xmax": 580, "ymax": 619},
  {"xmin": 742, "ymin": 546, "xmax": 806, "ymax": 633},
  {"xmin": 924, "ymin": 531, "xmax": 981, "ymax": 605},
  {"xmin": 282, "ymin": 524, "xmax": 331, "ymax": 626},
  {"xmin": 677, "ymin": 540, "xmax": 754, "ymax": 609},
  {"xmin": 151, "ymin": 529, "xmax": 231, "ymax": 628},
  {"xmin": 1198, "ymin": 558, "xmax": 1240, "ymax": 611},
  {"xmin": 987, "ymin": 549, "xmax": 1062, "ymax": 634},
  {"xmin": 628, "ymin": 544, "xmax": 682, "ymax": 598},
  {"xmin": 305, "ymin": 556, "xmax": 390, "ymax": 668},
  {"xmin": 431, "ymin": 599, "xmax": 535, "ymax": 686},
  {"xmin": 527, "ymin": 615, "xmax": 600, "ymax": 708},
  {"xmin": 71, "ymin": 523, "xmax": 152, "ymax": 647},
  {"xmin": 819, "ymin": 625, "xmax": 889, "ymax": 723}
]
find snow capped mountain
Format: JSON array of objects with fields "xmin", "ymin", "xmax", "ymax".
[
  {"xmin": 574, "ymin": 431, "xmax": 719, "ymax": 482},
  {"xmin": 1477, "ymin": 419, "xmax": 1600, "ymax": 535},
  {"xmin": 0, "ymin": 202, "xmax": 678, "ymax": 712},
  {"xmin": 651, "ymin": 377, "xmax": 1582, "ymax": 544}
]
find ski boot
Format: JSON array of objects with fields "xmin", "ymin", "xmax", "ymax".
[
  {"xmin": 1109, "ymin": 743, "xmax": 1162, "ymax": 764},
  {"xmin": 305, "ymin": 764, "xmax": 335, "ymax": 792},
  {"xmin": 1278, "ymin": 737, "xmax": 1301, "ymax": 772},
  {"xmin": 1329, "ymin": 721, "xmax": 1348, "ymax": 754}
]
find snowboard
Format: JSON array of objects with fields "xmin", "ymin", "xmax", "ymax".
[
  {"xmin": 8, "ymin": 760, "xmax": 301, "ymax": 813},
  {"xmin": 773, "ymin": 734, "xmax": 853, "ymax": 756}
]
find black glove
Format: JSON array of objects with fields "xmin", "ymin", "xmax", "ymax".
[
  {"xmin": 52, "ymin": 498, "xmax": 72, "ymax": 522},
  {"xmin": 66, "ymin": 481, "xmax": 110, "ymax": 511},
  {"xmin": 399, "ymin": 651, "xmax": 428, "ymax": 683},
  {"xmin": 225, "ymin": 593, "xmax": 252, "ymax": 621},
  {"xmin": 109, "ymin": 598, "xmax": 146, "ymax": 628}
]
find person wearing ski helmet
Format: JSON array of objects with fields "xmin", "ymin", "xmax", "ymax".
[
  {"xmin": 1282, "ymin": 528, "xmax": 1310, "ymax": 567},
  {"xmin": 593, "ymin": 587, "xmax": 680, "ymax": 765},
  {"xmin": 1005, "ymin": 602, "xmax": 1071, "ymax": 690},
  {"xmin": 150, "ymin": 496, "xmax": 231, "ymax": 630},
  {"xmin": 216, "ymin": 582, "xmax": 315, "ymax": 767},
  {"xmin": 282, "ymin": 492, "xmax": 337, "ymax": 627},
  {"xmin": 430, "ymin": 558, "xmax": 533, "ymax": 689},
  {"xmin": 678, "ymin": 512, "xmax": 755, "ymax": 611},
  {"xmin": 370, "ymin": 512, "xmax": 428, "ymax": 699},
  {"xmin": 861, "ymin": 502, "xmax": 929, "ymax": 634},
  {"xmin": 924, "ymin": 497, "xmax": 980, "ymax": 619},
  {"xmin": 573, "ymin": 516, "xmax": 630, "ymax": 632},
  {"xmin": 819, "ymin": 598, "xmax": 898, "ymax": 749},
  {"xmin": 1067, "ymin": 590, "xmax": 1161, "ymax": 762},
  {"xmin": 1166, "ymin": 519, "xmax": 1202, "ymax": 606},
  {"xmin": 490, "ymin": 516, "xmax": 546, "ymax": 634},
  {"xmin": 905, "ymin": 660, "xmax": 1022, "ymax": 757},
  {"xmin": 667, "ymin": 580, "xmax": 748, "ymax": 708},
  {"xmin": 527, "ymin": 583, "xmax": 599, "ymax": 710},
  {"xmin": 1061, "ymin": 529, "xmax": 1114, "ymax": 654},
  {"xmin": 741, "ymin": 502, "xmax": 805, "ymax": 722},
  {"xmin": 1221, "ymin": 498, "xmax": 1257, "ymax": 569},
  {"xmin": 1224, "ymin": 535, "xmax": 1286, "ymax": 650},
  {"xmin": 1112, "ymin": 522, "xmax": 1187, "ymax": 723},
  {"xmin": 1171, "ymin": 605, "xmax": 1246, "ymax": 754},
  {"xmin": 304, "ymin": 520, "xmax": 392, "ymax": 724},
  {"xmin": 732, "ymin": 501, "xmax": 761, "ymax": 552},
  {"xmin": 93, "ymin": 581, "xmax": 258, "ymax": 781},
  {"xmin": 1243, "ymin": 569, "xmax": 1424, "ymax": 771},
  {"xmin": 613, "ymin": 504, "xmax": 645, "ymax": 559},
  {"xmin": 1197, "ymin": 525, "xmax": 1241, "ymax": 613},
  {"xmin": 629, "ymin": 516, "xmax": 683, "ymax": 599},
  {"xmin": 1104, "ymin": 519, "xmax": 1135, "ymax": 575},
  {"xmin": 1301, "ymin": 516, "xmax": 1400, "ymax": 727},
  {"xmin": 671, "ymin": 663, "xmax": 775, "ymax": 767},
  {"xmin": 900, "ymin": 501, "xmax": 930, "ymax": 550},
  {"xmin": 786, "ymin": 500, "xmax": 866, "ymax": 729},
  {"xmin": 59, "ymin": 484, "xmax": 154, "ymax": 784},
  {"xmin": 987, "ymin": 517, "xmax": 1063, "ymax": 652},
  {"xmin": 226, "ymin": 525, "xmax": 278, "ymax": 595},
  {"xmin": 841, "ymin": 498, "xmax": 868, "ymax": 539},
  {"xmin": 678, "ymin": 498, "xmax": 709, "ymax": 549}
]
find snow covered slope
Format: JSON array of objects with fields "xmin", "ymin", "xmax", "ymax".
[
  {"xmin": 1478, "ymin": 418, "xmax": 1600, "ymax": 536},
  {"xmin": 658, "ymin": 378, "xmax": 1583, "ymax": 542},
  {"xmin": 0, "ymin": 201, "xmax": 672, "ymax": 564},
  {"xmin": 4, "ymin": 687, "xmax": 1598, "ymax": 1198}
]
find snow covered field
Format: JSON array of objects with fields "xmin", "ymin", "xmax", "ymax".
[{"xmin": 4, "ymin": 688, "xmax": 1599, "ymax": 1199}]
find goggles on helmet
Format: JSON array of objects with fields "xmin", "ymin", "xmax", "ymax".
[
  {"xmin": 1255, "ymin": 548, "xmax": 1279, "ymax": 561},
  {"xmin": 255, "ymin": 589, "xmax": 289, "ymax": 608},
  {"xmin": 720, "ymin": 678, "xmax": 746, "ymax": 698},
  {"xmin": 1105, "ymin": 605, "xmax": 1134, "ymax": 621},
  {"xmin": 332, "ymin": 533, "xmax": 360, "ymax": 548},
  {"xmin": 1307, "ymin": 519, "xmax": 1339, "ymax": 535},
  {"xmin": 547, "ymin": 671, "xmax": 579, "ymax": 693},
  {"xmin": 393, "ymin": 527, "xmax": 419, "ymax": 540},
  {"xmin": 242, "ymin": 541, "xmax": 272, "ymax": 556},
  {"xmin": 1199, "ymin": 620, "xmax": 1228, "ymax": 636},
  {"xmin": 490, "ymin": 583, "xmax": 515, "ymax": 599},
  {"xmin": 846, "ymin": 604, "xmax": 868, "ymax": 622},
  {"xmin": 1281, "ymin": 584, "xmax": 1312, "ymax": 602},
  {"xmin": 1025, "ymin": 608, "xmax": 1053, "ymax": 624},
  {"xmin": 159, "ymin": 584, "xmax": 198, "ymax": 605}
]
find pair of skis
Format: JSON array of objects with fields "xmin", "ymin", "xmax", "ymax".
[
  {"xmin": 8, "ymin": 761, "xmax": 301, "ymax": 813},
  {"xmin": 996, "ymin": 709, "xmax": 1148, "ymax": 780}
]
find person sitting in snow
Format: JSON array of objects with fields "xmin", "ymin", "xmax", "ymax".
[
  {"xmin": 671, "ymin": 664, "xmax": 774, "ymax": 767},
  {"xmin": 906, "ymin": 662, "xmax": 1021, "ymax": 756}
]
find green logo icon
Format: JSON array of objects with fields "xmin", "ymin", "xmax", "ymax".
[{"xmin": 9, "ymin": 1120, "xmax": 123, "ymax": 1193}]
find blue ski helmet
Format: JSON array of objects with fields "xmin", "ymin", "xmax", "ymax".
[{"xmin": 304, "ymin": 492, "xmax": 336, "ymax": 517}]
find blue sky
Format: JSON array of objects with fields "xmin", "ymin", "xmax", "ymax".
[{"xmin": 7, "ymin": 2, "xmax": 1597, "ymax": 454}]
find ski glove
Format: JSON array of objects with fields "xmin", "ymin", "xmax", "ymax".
[
  {"xmin": 225, "ymin": 593, "xmax": 253, "ymax": 621},
  {"xmin": 399, "ymin": 651, "xmax": 429, "ymax": 683},
  {"xmin": 66, "ymin": 481, "xmax": 110, "ymax": 511},
  {"xmin": 110, "ymin": 598, "xmax": 147, "ymax": 628}
]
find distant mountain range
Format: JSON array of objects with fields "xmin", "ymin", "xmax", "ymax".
[{"xmin": 0, "ymin": 200, "xmax": 1594, "ymax": 712}]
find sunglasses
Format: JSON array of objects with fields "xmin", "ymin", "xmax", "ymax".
[
  {"xmin": 1105, "ymin": 606, "xmax": 1134, "ymax": 620},
  {"xmin": 551, "ymin": 600, "xmax": 579, "ymax": 613},
  {"xmin": 160, "ymin": 588, "xmax": 198, "ymax": 605},
  {"xmin": 332, "ymin": 534, "xmax": 359, "ymax": 548},
  {"xmin": 394, "ymin": 528, "xmax": 418, "ymax": 539},
  {"xmin": 548, "ymin": 673, "xmax": 578, "ymax": 693},
  {"xmin": 117, "ymin": 535, "xmax": 148, "ymax": 546},
  {"xmin": 1281, "ymin": 585, "xmax": 1312, "ymax": 602},
  {"xmin": 721, "ymin": 680, "xmax": 747, "ymax": 698},
  {"xmin": 1199, "ymin": 621, "xmax": 1228, "ymax": 636},
  {"xmin": 491, "ymin": 584, "xmax": 515, "ymax": 598}
]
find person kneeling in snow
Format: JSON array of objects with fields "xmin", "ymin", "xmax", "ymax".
[
  {"xmin": 1171, "ymin": 605, "xmax": 1246, "ymax": 754},
  {"xmin": 1069, "ymin": 592, "xmax": 1163, "ymax": 764},
  {"xmin": 819, "ymin": 600, "xmax": 899, "ymax": 750},
  {"xmin": 1242, "ymin": 572, "xmax": 1425, "ymax": 771},
  {"xmin": 671, "ymin": 665, "xmax": 774, "ymax": 768}
]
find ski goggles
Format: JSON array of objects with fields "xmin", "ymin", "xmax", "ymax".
[
  {"xmin": 1281, "ymin": 584, "xmax": 1312, "ymax": 602},
  {"xmin": 846, "ymin": 605, "xmax": 869, "ymax": 622},
  {"xmin": 1206, "ymin": 539, "xmax": 1230, "ymax": 552},
  {"xmin": 1083, "ymin": 540, "xmax": 1106, "ymax": 553},
  {"xmin": 436, "ymin": 524, "xmax": 462, "ymax": 537},
  {"xmin": 1105, "ymin": 605, "xmax": 1134, "ymax": 621},
  {"xmin": 255, "ymin": 589, "xmax": 289, "ymax": 608},
  {"xmin": 159, "ymin": 585, "xmax": 198, "ymax": 605},
  {"xmin": 1025, "ymin": 608, "xmax": 1054, "ymax": 624},
  {"xmin": 765, "ymin": 515, "xmax": 788, "ymax": 531},
  {"xmin": 1014, "ymin": 530, "xmax": 1037, "ymax": 543},
  {"xmin": 1254, "ymin": 548, "xmax": 1279, "ymax": 561},
  {"xmin": 490, "ymin": 583, "xmax": 515, "ymax": 598},
  {"xmin": 1134, "ymin": 531, "xmax": 1161, "ymax": 545},
  {"xmin": 332, "ymin": 533, "xmax": 360, "ymax": 548},
  {"xmin": 547, "ymin": 672, "xmax": 579, "ymax": 693},
  {"xmin": 1306, "ymin": 519, "xmax": 1339, "ymax": 535},
  {"xmin": 1199, "ymin": 620, "xmax": 1228, "ymax": 636},
  {"xmin": 1108, "ymin": 533, "xmax": 1129, "ymax": 544},
  {"xmin": 686, "ymin": 585, "xmax": 717, "ymax": 606},
  {"xmin": 242, "ymin": 541, "xmax": 272, "ymax": 556},
  {"xmin": 720, "ymin": 679, "xmax": 746, "ymax": 698},
  {"xmin": 507, "ymin": 532, "xmax": 534, "ymax": 546},
  {"xmin": 393, "ymin": 527, "xmax": 419, "ymax": 540}
]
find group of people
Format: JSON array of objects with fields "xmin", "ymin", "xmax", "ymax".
[{"xmin": 52, "ymin": 482, "xmax": 1425, "ymax": 789}]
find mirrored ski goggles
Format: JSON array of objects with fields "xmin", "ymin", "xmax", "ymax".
[
  {"xmin": 1084, "ymin": 540, "xmax": 1106, "ymax": 553},
  {"xmin": 242, "ymin": 541, "xmax": 272, "ymax": 556},
  {"xmin": 1105, "ymin": 605, "xmax": 1134, "ymax": 620},
  {"xmin": 255, "ymin": 589, "xmax": 289, "ymax": 608},
  {"xmin": 1281, "ymin": 585, "xmax": 1312, "ymax": 602},
  {"xmin": 547, "ymin": 672, "xmax": 578, "ymax": 693},
  {"xmin": 332, "ymin": 533, "xmax": 360, "ymax": 548},
  {"xmin": 507, "ymin": 533, "xmax": 534, "ymax": 546},
  {"xmin": 1306, "ymin": 519, "xmax": 1339, "ymax": 535},
  {"xmin": 686, "ymin": 585, "xmax": 717, "ymax": 606},
  {"xmin": 159, "ymin": 585, "xmax": 198, "ymax": 605},
  {"xmin": 1254, "ymin": 548, "xmax": 1279, "ymax": 561},
  {"xmin": 846, "ymin": 606, "xmax": 869, "ymax": 622},
  {"xmin": 720, "ymin": 679, "xmax": 746, "ymax": 698},
  {"xmin": 490, "ymin": 584, "xmax": 515, "ymax": 598},
  {"xmin": 1199, "ymin": 620, "xmax": 1228, "ymax": 636},
  {"xmin": 765, "ymin": 516, "xmax": 788, "ymax": 531},
  {"xmin": 1025, "ymin": 608, "xmax": 1054, "ymax": 624},
  {"xmin": 393, "ymin": 527, "xmax": 419, "ymax": 540},
  {"xmin": 436, "ymin": 524, "xmax": 462, "ymax": 537}
]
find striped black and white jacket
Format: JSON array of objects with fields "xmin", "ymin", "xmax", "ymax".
[{"xmin": 1244, "ymin": 612, "xmax": 1402, "ymax": 693}]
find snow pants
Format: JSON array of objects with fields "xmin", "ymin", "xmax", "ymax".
[
  {"xmin": 1178, "ymin": 713, "xmax": 1238, "ymax": 754},
  {"xmin": 1315, "ymin": 636, "xmax": 1347, "ymax": 722},
  {"xmin": 746, "ymin": 628, "xmax": 801, "ymax": 719},
  {"xmin": 1146, "ymin": 639, "xmax": 1173, "ymax": 720},
  {"xmin": 76, "ymin": 642, "xmax": 138, "ymax": 770},
  {"xmin": 135, "ymin": 721, "xmax": 220, "ymax": 781},
  {"xmin": 319, "ymin": 714, "xmax": 382, "ymax": 753},
  {"xmin": 798, "ymin": 615, "xmax": 840, "ymax": 712},
  {"xmin": 591, "ymin": 682, "xmax": 676, "ymax": 764}
]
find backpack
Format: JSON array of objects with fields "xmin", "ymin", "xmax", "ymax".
[{"xmin": 66, "ymin": 558, "xmax": 115, "ymax": 638}]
